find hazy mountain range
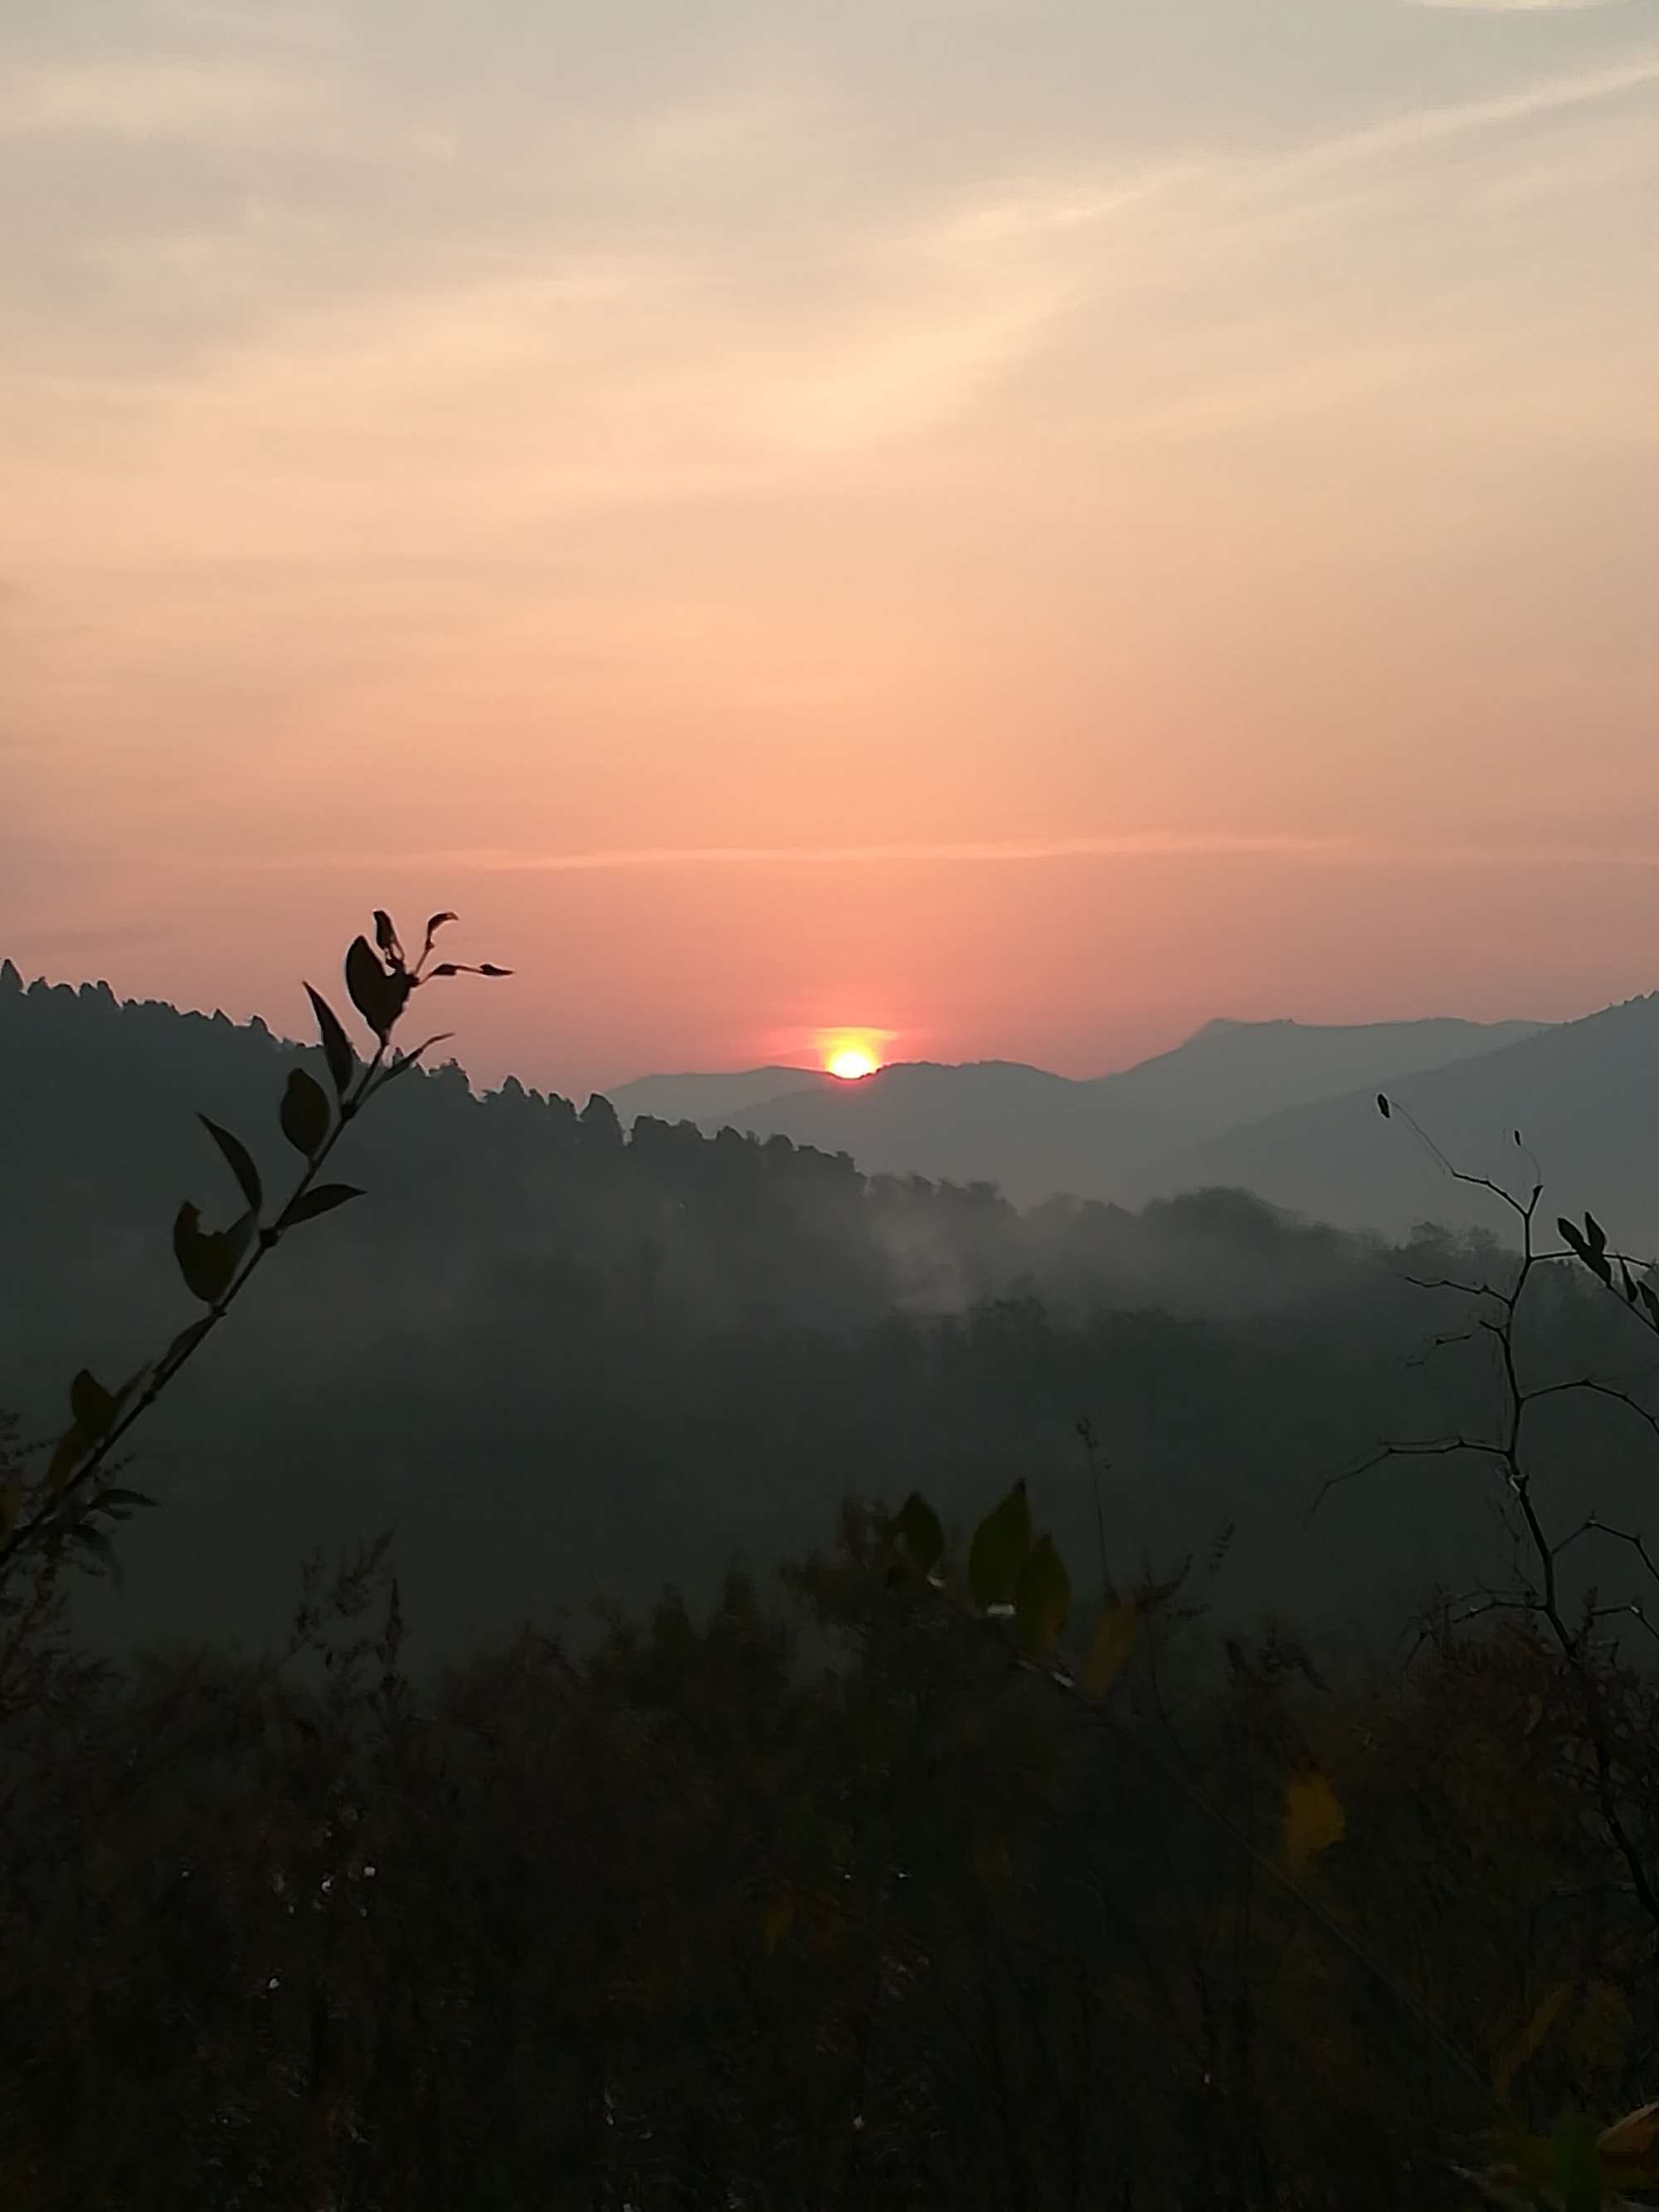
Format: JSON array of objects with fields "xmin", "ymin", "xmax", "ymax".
[
  {"xmin": 609, "ymin": 1014, "xmax": 1568, "ymax": 1222},
  {"xmin": 12, "ymin": 957, "xmax": 1659, "ymax": 1649},
  {"xmin": 1160, "ymin": 994, "xmax": 1659, "ymax": 1242}
]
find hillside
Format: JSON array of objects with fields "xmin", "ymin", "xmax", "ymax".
[
  {"xmin": 694, "ymin": 1015, "xmax": 1549, "ymax": 1205},
  {"xmin": 721, "ymin": 1059, "xmax": 1160, "ymax": 1202},
  {"xmin": 1142, "ymin": 992, "xmax": 1659, "ymax": 1242},
  {"xmin": 6, "ymin": 957, "xmax": 1626, "ymax": 1656},
  {"xmin": 1099, "ymin": 1014, "xmax": 1547, "ymax": 1146},
  {"xmin": 605, "ymin": 1064, "xmax": 834, "ymax": 1125}
]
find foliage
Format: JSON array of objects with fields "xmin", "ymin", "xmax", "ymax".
[
  {"xmin": 3, "ymin": 941, "xmax": 1659, "ymax": 2205},
  {"xmin": 0, "ymin": 912, "xmax": 507, "ymax": 1604},
  {"xmin": 0, "ymin": 1498, "xmax": 1657, "ymax": 2209},
  {"xmin": 13, "ymin": 956, "xmax": 1659, "ymax": 1651}
]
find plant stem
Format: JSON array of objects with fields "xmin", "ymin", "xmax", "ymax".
[{"xmin": 0, "ymin": 1042, "xmax": 387, "ymax": 1577}]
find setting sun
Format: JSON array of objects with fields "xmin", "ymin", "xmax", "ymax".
[{"xmin": 826, "ymin": 1045, "xmax": 879, "ymax": 1082}]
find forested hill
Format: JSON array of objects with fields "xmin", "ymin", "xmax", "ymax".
[{"xmin": 5, "ymin": 960, "xmax": 1655, "ymax": 1653}]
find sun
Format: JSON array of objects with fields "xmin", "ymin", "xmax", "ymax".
[{"xmin": 826, "ymin": 1044, "xmax": 878, "ymax": 1082}]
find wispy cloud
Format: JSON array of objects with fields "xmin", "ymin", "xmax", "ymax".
[
  {"xmin": 450, "ymin": 834, "xmax": 1352, "ymax": 871},
  {"xmin": 213, "ymin": 834, "xmax": 1659, "ymax": 878},
  {"xmin": 4, "ymin": 0, "xmax": 1658, "ymax": 1084},
  {"xmin": 0, "ymin": 58, "xmax": 324, "ymax": 142}
]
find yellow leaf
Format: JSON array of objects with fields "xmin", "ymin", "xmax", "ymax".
[
  {"xmin": 1492, "ymin": 1982, "xmax": 1569, "ymax": 2104},
  {"xmin": 1282, "ymin": 1769, "xmax": 1345, "ymax": 1874},
  {"xmin": 1014, "ymin": 1534, "xmax": 1071, "ymax": 1651},
  {"xmin": 1599, "ymin": 2102, "xmax": 1659, "ymax": 2163},
  {"xmin": 1082, "ymin": 1602, "xmax": 1139, "ymax": 1699}
]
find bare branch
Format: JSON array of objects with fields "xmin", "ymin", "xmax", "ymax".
[
  {"xmin": 1312, "ymin": 1436, "xmax": 1496, "ymax": 1516},
  {"xmin": 1524, "ymin": 1374, "xmax": 1659, "ymax": 1443}
]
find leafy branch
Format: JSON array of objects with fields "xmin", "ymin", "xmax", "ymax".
[
  {"xmin": 0, "ymin": 909, "xmax": 510, "ymax": 1587},
  {"xmin": 865, "ymin": 1481, "xmax": 1503, "ymax": 2117}
]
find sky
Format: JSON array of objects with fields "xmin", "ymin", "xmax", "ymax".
[{"xmin": 2, "ymin": 0, "xmax": 1656, "ymax": 1097}]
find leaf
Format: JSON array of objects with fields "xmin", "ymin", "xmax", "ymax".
[
  {"xmin": 1480, "ymin": 2130, "xmax": 1564, "ymax": 2202},
  {"xmin": 893, "ymin": 1491, "xmax": 944, "ymax": 1578},
  {"xmin": 1584, "ymin": 1212, "xmax": 1608, "ymax": 1257},
  {"xmin": 1082, "ymin": 1602, "xmax": 1140, "ymax": 1699},
  {"xmin": 425, "ymin": 911, "xmax": 457, "ymax": 938},
  {"xmin": 198, "ymin": 1115, "xmax": 263, "ymax": 1213},
  {"xmin": 70, "ymin": 1524, "xmax": 123, "ymax": 1590},
  {"xmin": 95, "ymin": 1487, "xmax": 158, "ymax": 1513},
  {"xmin": 304, "ymin": 984, "xmax": 356, "ymax": 1100},
  {"xmin": 278, "ymin": 1184, "xmax": 364, "ymax": 1230},
  {"xmin": 1550, "ymin": 2115, "xmax": 1604, "ymax": 2212},
  {"xmin": 1376, "ymin": 1093, "xmax": 1391, "ymax": 1119},
  {"xmin": 1493, "ymin": 1982, "xmax": 1569, "ymax": 2104},
  {"xmin": 165, "ymin": 1316, "xmax": 212, "ymax": 1368},
  {"xmin": 1282, "ymin": 1769, "xmax": 1345, "ymax": 1874},
  {"xmin": 967, "ymin": 1481, "xmax": 1034, "ymax": 1612},
  {"xmin": 1599, "ymin": 2102, "xmax": 1659, "ymax": 2166},
  {"xmin": 277, "ymin": 1067, "xmax": 329, "ymax": 1157},
  {"xmin": 372, "ymin": 909, "xmax": 405, "ymax": 968},
  {"xmin": 476, "ymin": 963, "xmax": 512, "ymax": 978},
  {"xmin": 1559, "ymin": 1218, "xmax": 1611, "ymax": 1286},
  {"xmin": 1621, "ymin": 1261, "xmax": 1638, "ymax": 1306},
  {"xmin": 1013, "ymin": 1533, "xmax": 1071, "ymax": 1650},
  {"xmin": 1640, "ymin": 1281, "xmax": 1659, "ymax": 1330},
  {"xmin": 345, "ymin": 936, "xmax": 409, "ymax": 1043},
  {"xmin": 46, "ymin": 1422, "xmax": 90, "ymax": 1497},
  {"xmin": 172, "ymin": 1203, "xmax": 253, "ymax": 1305},
  {"xmin": 70, "ymin": 1369, "xmax": 117, "ymax": 1438}
]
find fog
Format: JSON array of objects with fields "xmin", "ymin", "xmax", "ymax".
[{"xmin": 8, "ymin": 960, "xmax": 1658, "ymax": 1655}]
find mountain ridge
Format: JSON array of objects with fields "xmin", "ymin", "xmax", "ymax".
[
  {"xmin": 621, "ymin": 1014, "xmax": 1551, "ymax": 1205},
  {"xmin": 1146, "ymin": 989, "xmax": 1659, "ymax": 1241}
]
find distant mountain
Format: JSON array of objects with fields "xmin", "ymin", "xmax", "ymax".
[
  {"xmin": 670, "ymin": 1017, "xmax": 1550, "ymax": 1206},
  {"xmin": 724, "ymin": 1060, "xmax": 1154, "ymax": 1200},
  {"xmin": 5, "ymin": 959, "xmax": 1652, "ymax": 1655},
  {"xmin": 16, "ymin": 958, "xmax": 1577, "ymax": 1651},
  {"xmin": 605, "ymin": 1065, "xmax": 833, "ymax": 1125},
  {"xmin": 1097, "ymin": 1015, "xmax": 1548, "ymax": 1149},
  {"xmin": 1141, "ymin": 994, "xmax": 1659, "ymax": 1243}
]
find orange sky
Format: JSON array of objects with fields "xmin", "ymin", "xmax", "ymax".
[{"xmin": 2, "ymin": 0, "xmax": 1656, "ymax": 1096}]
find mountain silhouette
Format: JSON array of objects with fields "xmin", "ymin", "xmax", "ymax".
[
  {"xmin": 1144, "ymin": 993, "xmax": 1659, "ymax": 1242},
  {"xmin": 635, "ymin": 1016, "xmax": 1548, "ymax": 1206},
  {"xmin": 1097, "ymin": 1014, "xmax": 1546, "ymax": 1145},
  {"xmin": 7, "ymin": 956, "xmax": 1654, "ymax": 1653},
  {"xmin": 605, "ymin": 1064, "xmax": 834, "ymax": 1125}
]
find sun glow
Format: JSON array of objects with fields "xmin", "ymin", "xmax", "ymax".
[{"xmin": 825, "ymin": 1043, "xmax": 879, "ymax": 1081}]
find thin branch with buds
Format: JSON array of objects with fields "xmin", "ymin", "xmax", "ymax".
[
  {"xmin": 0, "ymin": 908, "xmax": 510, "ymax": 1589},
  {"xmin": 1326, "ymin": 1095, "xmax": 1659, "ymax": 1935}
]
